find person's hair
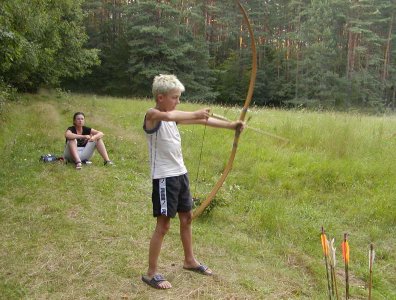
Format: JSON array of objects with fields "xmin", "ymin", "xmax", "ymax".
[
  {"xmin": 73, "ymin": 112, "xmax": 85, "ymax": 125},
  {"xmin": 152, "ymin": 74, "xmax": 185, "ymax": 98}
]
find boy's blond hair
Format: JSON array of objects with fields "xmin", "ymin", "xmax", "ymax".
[{"xmin": 152, "ymin": 74, "xmax": 185, "ymax": 99}]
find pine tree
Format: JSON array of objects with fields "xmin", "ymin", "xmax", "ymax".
[{"xmin": 125, "ymin": 0, "xmax": 216, "ymax": 100}]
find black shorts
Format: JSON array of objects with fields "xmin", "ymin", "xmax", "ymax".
[{"xmin": 152, "ymin": 174, "xmax": 192, "ymax": 218}]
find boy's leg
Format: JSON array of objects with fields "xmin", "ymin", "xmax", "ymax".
[
  {"xmin": 179, "ymin": 211, "xmax": 212, "ymax": 275},
  {"xmin": 178, "ymin": 211, "xmax": 196, "ymax": 265},
  {"xmin": 145, "ymin": 215, "xmax": 172, "ymax": 289}
]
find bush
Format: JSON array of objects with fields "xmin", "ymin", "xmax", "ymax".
[{"xmin": 0, "ymin": 78, "xmax": 18, "ymax": 119}]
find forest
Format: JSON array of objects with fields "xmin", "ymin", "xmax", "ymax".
[{"xmin": 1, "ymin": 0, "xmax": 395, "ymax": 111}]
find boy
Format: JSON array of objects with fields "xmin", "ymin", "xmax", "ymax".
[{"xmin": 142, "ymin": 74, "xmax": 244, "ymax": 289}]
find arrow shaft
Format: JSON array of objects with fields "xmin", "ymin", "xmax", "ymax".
[{"xmin": 210, "ymin": 113, "xmax": 290, "ymax": 144}]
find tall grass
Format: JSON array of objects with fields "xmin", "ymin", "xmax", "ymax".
[{"xmin": 0, "ymin": 91, "xmax": 395, "ymax": 299}]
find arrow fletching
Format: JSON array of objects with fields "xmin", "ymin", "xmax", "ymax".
[
  {"xmin": 342, "ymin": 233, "xmax": 350, "ymax": 264},
  {"xmin": 330, "ymin": 238, "xmax": 336, "ymax": 267},
  {"xmin": 369, "ymin": 243, "xmax": 375, "ymax": 271},
  {"xmin": 321, "ymin": 227, "xmax": 329, "ymax": 256}
]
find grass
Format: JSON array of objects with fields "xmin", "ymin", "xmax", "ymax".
[{"xmin": 0, "ymin": 90, "xmax": 395, "ymax": 299}]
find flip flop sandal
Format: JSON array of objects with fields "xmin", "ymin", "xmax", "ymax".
[
  {"xmin": 141, "ymin": 274, "xmax": 170, "ymax": 289},
  {"xmin": 183, "ymin": 263, "xmax": 213, "ymax": 276}
]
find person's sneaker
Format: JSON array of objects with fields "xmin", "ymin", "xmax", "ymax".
[
  {"xmin": 82, "ymin": 160, "xmax": 92, "ymax": 165},
  {"xmin": 104, "ymin": 160, "xmax": 115, "ymax": 166}
]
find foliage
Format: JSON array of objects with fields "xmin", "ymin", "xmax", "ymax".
[
  {"xmin": 215, "ymin": 51, "xmax": 248, "ymax": 104},
  {"xmin": 62, "ymin": 0, "xmax": 132, "ymax": 95},
  {"xmin": 67, "ymin": 0, "xmax": 395, "ymax": 110},
  {"xmin": 0, "ymin": 77, "xmax": 18, "ymax": 120},
  {"xmin": 1, "ymin": 0, "xmax": 396, "ymax": 111},
  {"xmin": 69, "ymin": 0, "xmax": 217, "ymax": 100},
  {"xmin": 0, "ymin": 0, "xmax": 99, "ymax": 92},
  {"xmin": 125, "ymin": 1, "xmax": 217, "ymax": 100}
]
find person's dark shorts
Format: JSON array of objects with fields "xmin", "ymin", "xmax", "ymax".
[{"xmin": 152, "ymin": 173, "xmax": 192, "ymax": 218}]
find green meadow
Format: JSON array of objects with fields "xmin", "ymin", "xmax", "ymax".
[{"xmin": 0, "ymin": 91, "xmax": 395, "ymax": 299}]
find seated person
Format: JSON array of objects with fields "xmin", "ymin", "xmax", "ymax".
[{"xmin": 64, "ymin": 112, "xmax": 114, "ymax": 169}]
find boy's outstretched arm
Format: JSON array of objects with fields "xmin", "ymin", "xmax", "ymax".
[
  {"xmin": 180, "ymin": 116, "xmax": 245, "ymax": 132},
  {"xmin": 208, "ymin": 118, "xmax": 245, "ymax": 131},
  {"xmin": 147, "ymin": 108, "xmax": 210, "ymax": 122},
  {"xmin": 146, "ymin": 107, "xmax": 245, "ymax": 132},
  {"xmin": 145, "ymin": 108, "xmax": 210, "ymax": 130}
]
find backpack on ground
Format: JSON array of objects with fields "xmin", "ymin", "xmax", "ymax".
[{"xmin": 39, "ymin": 154, "xmax": 62, "ymax": 163}]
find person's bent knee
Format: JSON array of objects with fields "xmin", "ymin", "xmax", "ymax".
[
  {"xmin": 85, "ymin": 141, "xmax": 97, "ymax": 149},
  {"xmin": 64, "ymin": 140, "xmax": 79, "ymax": 162}
]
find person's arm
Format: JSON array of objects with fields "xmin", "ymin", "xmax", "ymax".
[
  {"xmin": 89, "ymin": 129, "xmax": 104, "ymax": 141},
  {"xmin": 145, "ymin": 108, "xmax": 210, "ymax": 130},
  {"xmin": 65, "ymin": 129, "xmax": 90, "ymax": 141},
  {"xmin": 180, "ymin": 116, "xmax": 244, "ymax": 130}
]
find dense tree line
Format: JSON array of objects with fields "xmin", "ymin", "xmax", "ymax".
[{"xmin": 1, "ymin": 0, "xmax": 395, "ymax": 111}]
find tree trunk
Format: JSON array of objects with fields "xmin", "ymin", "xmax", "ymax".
[
  {"xmin": 346, "ymin": 30, "xmax": 359, "ymax": 79},
  {"xmin": 382, "ymin": 12, "xmax": 394, "ymax": 82}
]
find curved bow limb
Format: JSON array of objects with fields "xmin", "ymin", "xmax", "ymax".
[{"xmin": 193, "ymin": 0, "xmax": 257, "ymax": 219}]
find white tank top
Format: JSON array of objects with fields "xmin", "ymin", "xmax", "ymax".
[{"xmin": 144, "ymin": 118, "xmax": 187, "ymax": 179}]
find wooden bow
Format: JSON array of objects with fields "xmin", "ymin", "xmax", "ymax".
[{"xmin": 193, "ymin": 0, "xmax": 257, "ymax": 218}]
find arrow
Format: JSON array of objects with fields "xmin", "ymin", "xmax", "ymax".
[
  {"xmin": 329, "ymin": 238, "xmax": 339, "ymax": 300},
  {"xmin": 341, "ymin": 233, "xmax": 350, "ymax": 299},
  {"xmin": 368, "ymin": 243, "xmax": 375, "ymax": 300},
  {"xmin": 321, "ymin": 227, "xmax": 332, "ymax": 300},
  {"xmin": 210, "ymin": 113, "xmax": 290, "ymax": 144}
]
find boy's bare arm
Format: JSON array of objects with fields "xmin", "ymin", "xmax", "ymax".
[
  {"xmin": 167, "ymin": 109, "xmax": 210, "ymax": 121},
  {"xmin": 146, "ymin": 108, "xmax": 244, "ymax": 131},
  {"xmin": 181, "ymin": 117, "xmax": 245, "ymax": 131},
  {"xmin": 145, "ymin": 108, "xmax": 210, "ymax": 129}
]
